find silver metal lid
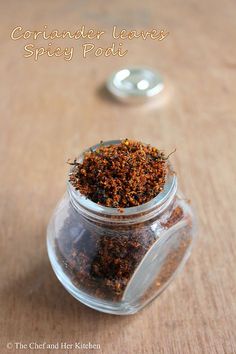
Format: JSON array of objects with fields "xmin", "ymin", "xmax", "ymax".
[{"xmin": 106, "ymin": 67, "xmax": 164, "ymax": 103}]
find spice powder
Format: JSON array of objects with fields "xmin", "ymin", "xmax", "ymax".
[
  {"xmin": 55, "ymin": 140, "xmax": 192, "ymax": 302},
  {"xmin": 68, "ymin": 139, "xmax": 169, "ymax": 208}
]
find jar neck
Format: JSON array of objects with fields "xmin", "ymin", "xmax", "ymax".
[{"xmin": 67, "ymin": 168, "xmax": 177, "ymax": 225}]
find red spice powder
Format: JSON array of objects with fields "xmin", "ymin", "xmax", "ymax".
[
  {"xmin": 69, "ymin": 139, "xmax": 168, "ymax": 208},
  {"xmin": 53, "ymin": 140, "xmax": 192, "ymax": 303}
]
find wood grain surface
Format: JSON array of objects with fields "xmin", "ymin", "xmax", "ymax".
[{"xmin": 0, "ymin": 1, "xmax": 236, "ymax": 353}]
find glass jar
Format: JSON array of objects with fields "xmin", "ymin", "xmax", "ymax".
[{"xmin": 47, "ymin": 140, "xmax": 196, "ymax": 315}]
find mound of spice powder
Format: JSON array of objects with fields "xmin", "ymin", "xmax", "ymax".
[{"xmin": 69, "ymin": 139, "xmax": 169, "ymax": 208}]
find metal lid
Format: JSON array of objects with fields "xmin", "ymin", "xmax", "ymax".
[{"xmin": 106, "ymin": 67, "xmax": 164, "ymax": 103}]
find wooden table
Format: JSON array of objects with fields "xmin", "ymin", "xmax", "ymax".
[{"xmin": 1, "ymin": 0, "xmax": 236, "ymax": 353}]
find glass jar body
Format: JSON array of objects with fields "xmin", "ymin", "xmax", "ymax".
[{"xmin": 47, "ymin": 186, "xmax": 195, "ymax": 315}]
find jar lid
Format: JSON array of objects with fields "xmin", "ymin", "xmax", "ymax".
[{"xmin": 106, "ymin": 67, "xmax": 164, "ymax": 103}]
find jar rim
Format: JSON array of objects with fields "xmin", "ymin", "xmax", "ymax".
[{"xmin": 67, "ymin": 139, "xmax": 177, "ymax": 221}]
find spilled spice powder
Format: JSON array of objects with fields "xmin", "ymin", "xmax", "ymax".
[{"xmin": 68, "ymin": 139, "xmax": 169, "ymax": 208}]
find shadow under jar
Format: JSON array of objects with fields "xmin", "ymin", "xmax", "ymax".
[{"xmin": 47, "ymin": 140, "xmax": 196, "ymax": 315}]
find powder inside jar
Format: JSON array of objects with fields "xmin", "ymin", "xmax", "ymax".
[
  {"xmin": 69, "ymin": 139, "xmax": 169, "ymax": 208},
  {"xmin": 52, "ymin": 139, "xmax": 193, "ymax": 305}
]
